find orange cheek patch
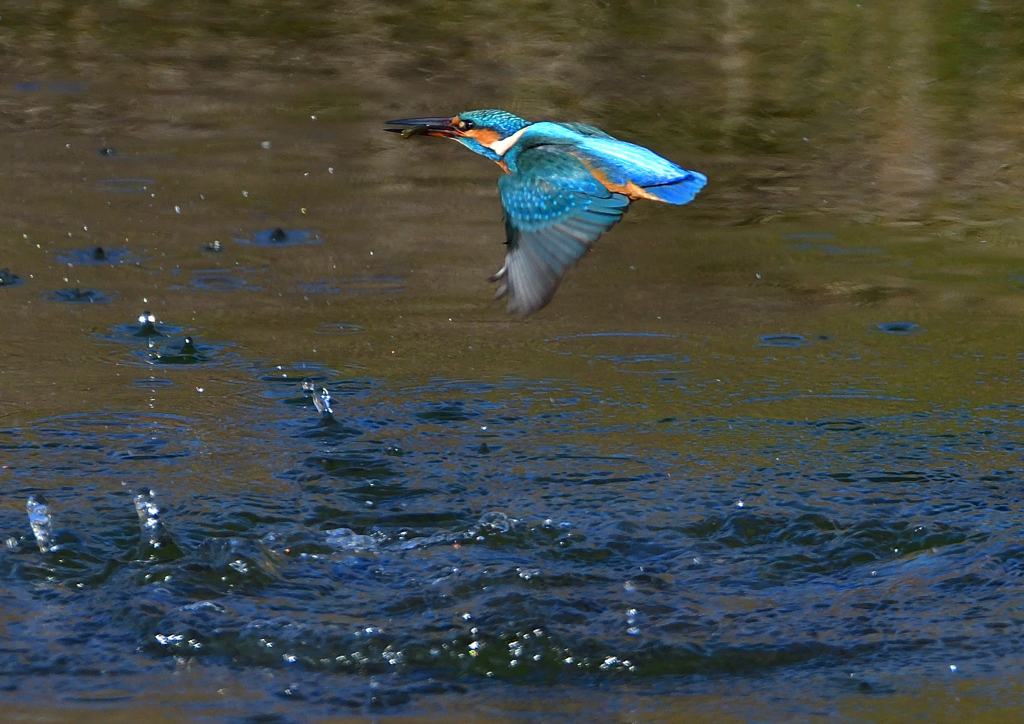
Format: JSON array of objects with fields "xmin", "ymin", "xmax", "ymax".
[{"xmin": 465, "ymin": 128, "xmax": 501, "ymax": 148}]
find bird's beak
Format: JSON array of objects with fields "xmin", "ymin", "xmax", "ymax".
[{"xmin": 384, "ymin": 116, "xmax": 463, "ymax": 139}]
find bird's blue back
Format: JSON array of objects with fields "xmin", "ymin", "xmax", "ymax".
[
  {"xmin": 576, "ymin": 136, "xmax": 692, "ymax": 186},
  {"xmin": 505, "ymin": 122, "xmax": 706, "ymax": 205}
]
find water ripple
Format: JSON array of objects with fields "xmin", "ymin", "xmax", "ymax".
[{"xmin": 2, "ymin": 382, "xmax": 1023, "ymax": 712}]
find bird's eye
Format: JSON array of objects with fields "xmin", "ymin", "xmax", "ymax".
[{"xmin": 460, "ymin": 119, "xmax": 474, "ymax": 131}]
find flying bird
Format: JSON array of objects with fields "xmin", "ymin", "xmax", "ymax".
[{"xmin": 385, "ymin": 110, "xmax": 706, "ymax": 317}]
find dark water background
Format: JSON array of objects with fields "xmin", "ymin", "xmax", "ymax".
[{"xmin": 3, "ymin": 1, "xmax": 1024, "ymax": 721}]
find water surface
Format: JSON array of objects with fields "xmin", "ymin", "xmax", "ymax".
[{"xmin": 2, "ymin": 2, "xmax": 1024, "ymax": 722}]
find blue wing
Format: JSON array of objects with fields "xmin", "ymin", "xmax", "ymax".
[
  {"xmin": 577, "ymin": 137, "xmax": 707, "ymax": 205},
  {"xmin": 555, "ymin": 121, "xmax": 615, "ymax": 139},
  {"xmin": 493, "ymin": 146, "xmax": 630, "ymax": 316}
]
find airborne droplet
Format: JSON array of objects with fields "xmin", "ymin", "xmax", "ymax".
[{"xmin": 27, "ymin": 494, "xmax": 55, "ymax": 553}]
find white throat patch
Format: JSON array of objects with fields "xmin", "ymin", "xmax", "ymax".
[{"xmin": 488, "ymin": 127, "xmax": 528, "ymax": 157}]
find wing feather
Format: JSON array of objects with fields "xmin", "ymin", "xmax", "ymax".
[{"xmin": 493, "ymin": 146, "xmax": 630, "ymax": 317}]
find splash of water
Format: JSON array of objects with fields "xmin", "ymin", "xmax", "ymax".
[
  {"xmin": 397, "ymin": 511, "xmax": 516, "ymax": 550},
  {"xmin": 134, "ymin": 487, "xmax": 164, "ymax": 548},
  {"xmin": 471, "ymin": 511, "xmax": 513, "ymax": 534},
  {"xmin": 134, "ymin": 310, "xmax": 163, "ymax": 337},
  {"xmin": 311, "ymin": 386, "xmax": 335, "ymax": 423},
  {"xmin": 26, "ymin": 494, "xmax": 55, "ymax": 553},
  {"xmin": 325, "ymin": 528, "xmax": 379, "ymax": 552}
]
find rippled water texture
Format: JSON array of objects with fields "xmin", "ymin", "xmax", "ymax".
[{"xmin": 3, "ymin": 2, "xmax": 1024, "ymax": 722}]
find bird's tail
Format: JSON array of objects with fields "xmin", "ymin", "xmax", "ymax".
[{"xmin": 643, "ymin": 171, "xmax": 707, "ymax": 205}]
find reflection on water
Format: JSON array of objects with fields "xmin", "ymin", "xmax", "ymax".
[
  {"xmin": 234, "ymin": 228, "xmax": 322, "ymax": 247},
  {"xmin": 187, "ymin": 268, "xmax": 262, "ymax": 292},
  {"xmin": 0, "ymin": 270, "xmax": 23, "ymax": 287},
  {"xmin": 94, "ymin": 178, "xmax": 156, "ymax": 194},
  {"xmin": 875, "ymin": 321, "xmax": 922, "ymax": 335},
  {"xmin": 3, "ymin": 1, "xmax": 1024, "ymax": 722},
  {"xmin": 46, "ymin": 287, "xmax": 117, "ymax": 303},
  {"xmin": 55, "ymin": 246, "xmax": 141, "ymax": 265},
  {"xmin": 757, "ymin": 333, "xmax": 813, "ymax": 348}
]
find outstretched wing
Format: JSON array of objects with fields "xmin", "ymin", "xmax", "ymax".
[
  {"xmin": 556, "ymin": 121, "xmax": 615, "ymax": 139},
  {"xmin": 493, "ymin": 146, "xmax": 630, "ymax": 317},
  {"xmin": 576, "ymin": 137, "xmax": 707, "ymax": 206}
]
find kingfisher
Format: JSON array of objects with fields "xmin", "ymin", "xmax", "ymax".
[{"xmin": 385, "ymin": 109, "xmax": 706, "ymax": 317}]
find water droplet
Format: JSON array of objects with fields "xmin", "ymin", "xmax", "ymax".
[
  {"xmin": 134, "ymin": 487, "xmax": 165, "ymax": 548},
  {"xmin": 325, "ymin": 528, "xmax": 378, "ymax": 552},
  {"xmin": 475, "ymin": 511, "xmax": 512, "ymax": 533},
  {"xmin": 27, "ymin": 494, "xmax": 55, "ymax": 553},
  {"xmin": 134, "ymin": 310, "xmax": 163, "ymax": 338},
  {"xmin": 312, "ymin": 387, "xmax": 334, "ymax": 419}
]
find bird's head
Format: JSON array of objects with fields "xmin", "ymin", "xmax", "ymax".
[{"xmin": 385, "ymin": 109, "xmax": 531, "ymax": 161}]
